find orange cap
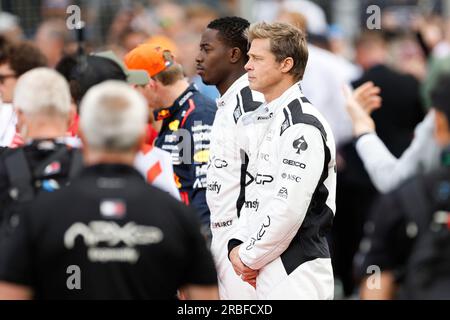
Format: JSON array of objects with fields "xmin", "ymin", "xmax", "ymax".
[
  {"xmin": 146, "ymin": 35, "xmax": 178, "ymax": 57},
  {"xmin": 124, "ymin": 44, "xmax": 174, "ymax": 78}
]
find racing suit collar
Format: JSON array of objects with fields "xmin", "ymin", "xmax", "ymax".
[
  {"xmin": 274, "ymin": 81, "xmax": 303, "ymax": 104},
  {"xmin": 265, "ymin": 81, "xmax": 303, "ymax": 112},
  {"xmin": 153, "ymin": 84, "xmax": 198, "ymax": 121},
  {"xmin": 241, "ymin": 101, "xmax": 276, "ymax": 126},
  {"xmin": 216, "ymin": 73, "xmax": 249, "ymax": 109},
  {"xmin": 241, "ymin": 82, "xmax": 302, "ymax": 126}
]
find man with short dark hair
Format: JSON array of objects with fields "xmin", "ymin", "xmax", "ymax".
[
  {"xmin": 125, "ymin": 44, "xmax": 216, "ymax": 239},
  {"xmin": 196, "ymin": 16, "xmax": 264, "ymax": 299},
  {"xmin": 55, "ymin": 52, "xmax": 180, "ymax": 200},
  {"xmin": 0, "ymin": 42, "xmax": 47, "ymax": 103},
  {"xmin": 0, "ymin": 41, "xmax": 47, "ymax": 147}
]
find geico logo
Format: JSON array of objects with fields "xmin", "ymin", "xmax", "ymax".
[
  {"xmin": 64, "ymin": 221, "xmax": 163, "ymax": 249},
  {"xmin": 282, "ymin": 159, "xmax": 306, "ymax": 169}
]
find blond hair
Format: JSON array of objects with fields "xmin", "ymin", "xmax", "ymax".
[
  {"xmin": 154, "ymin": 64, "xmax": 184, "ymax": 86},
  {"xmin": 246, "ymin": 22, "xmax": 308, "ymax": 81}
]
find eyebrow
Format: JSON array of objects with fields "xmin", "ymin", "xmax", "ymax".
[{"xmin": 248, "ymin": 53, "xmax": 263, "ymax": 58}]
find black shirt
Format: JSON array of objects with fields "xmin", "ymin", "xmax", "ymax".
[
  {"xmin": 0, "ymin": 139, "xmax": 79, "ymax": 222},
  {"xmin": 354, "ymin": 165, "xmax": 450, "ymax": 283},
  {"xmin": 0, "ymin": 164, "xmax": 217, "ymax": 299}
]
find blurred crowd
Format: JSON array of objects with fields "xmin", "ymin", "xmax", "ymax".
[{"xmin": 1, "ymin": 0, "xmax": 450, "ymax": 300}]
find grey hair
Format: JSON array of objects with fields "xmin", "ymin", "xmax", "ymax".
[
  {"xmin": 79, "ymin": 80, "xmax": 148, "ymax": 151},
  {"xmin": 13, "ymin": 67, "xmax": 71, "ymax": 118}
]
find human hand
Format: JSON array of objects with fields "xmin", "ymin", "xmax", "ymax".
[
  {"xmin": 352, "ymin": 81, "xmax": 382, "ymax": 114},
  {"xmin": 344, "ymin": 83, "xmax": 380, "ymax": 137},
  {"xmin": 229, "ymin": 246, "xmax": 259, "ymax": 288}
]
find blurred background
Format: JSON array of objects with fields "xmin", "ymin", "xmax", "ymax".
[
  {"xmin": 1, "ymin": 0, "xmax": 449, "ymax": 82},
  {"xmin": 2, "ymin": 0, "xmax": 450, "ymax": 299}
]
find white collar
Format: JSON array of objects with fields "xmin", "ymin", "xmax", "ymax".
[
  {"xmin": 241, "ymin": 82, "xmax": 302, "ymax": 125},
  {"xmin": 216, "ymin": 73, "xmax": 249, "ymax": 108}
]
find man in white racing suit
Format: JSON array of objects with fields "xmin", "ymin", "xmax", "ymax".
[
  {"xmin": 228, "ymin": 22, "xmax": 336, "ymax": 300},
  {"xmin": 196, "ymin": 17, "xmax": 264, "ymax": 299}
]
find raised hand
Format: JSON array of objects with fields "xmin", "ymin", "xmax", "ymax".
[
  {"xmin": 352, "ymin": 81, "xmax": 382, "ymax": 114},
  {"xmin": 344, "ymin": 82, "xmax": 382, "ymax": 137}
]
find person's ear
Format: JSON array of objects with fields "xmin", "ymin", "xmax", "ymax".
[
  {"xmin": 280, "ymin": 57, "xmax": 294, "ymax": 74},
  {"xmin": 230, "ymin": 48, "xmax": 242, "ymax": 64},
  {"xmin": 149, "ymin": 79, "xmax": 159, "ymax": 91},
  {"xmin": 15, "ymin": 108, "xmax": 25, "ymax": 131},
  {"xmin": 434, "ymin": 109, "xmax": 450, "ymax": 146}
]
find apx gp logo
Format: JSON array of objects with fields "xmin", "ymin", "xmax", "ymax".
[
  {"xmin": 213, "ymin": 159, "xmax": 228, "ymax": 168},
  {"xmin": 208, "ymin": 157, "xmax": 228, "ymax": 170},
  {"xmin": 246, "ymin": 173, "xmax": 274, "ymax": 187}
]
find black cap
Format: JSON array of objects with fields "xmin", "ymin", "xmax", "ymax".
[{"xmin": 71, "ymin": 55, "xmax": 127, "ymax": 103}]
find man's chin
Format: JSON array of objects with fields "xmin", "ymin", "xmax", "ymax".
[
  {"xmin": 199, "ymin": 77, "xmax": 214, "ymax": 86},
  {"xmin": 248, "ymin": 83, "xmax": 259, "ymax": 92}
]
